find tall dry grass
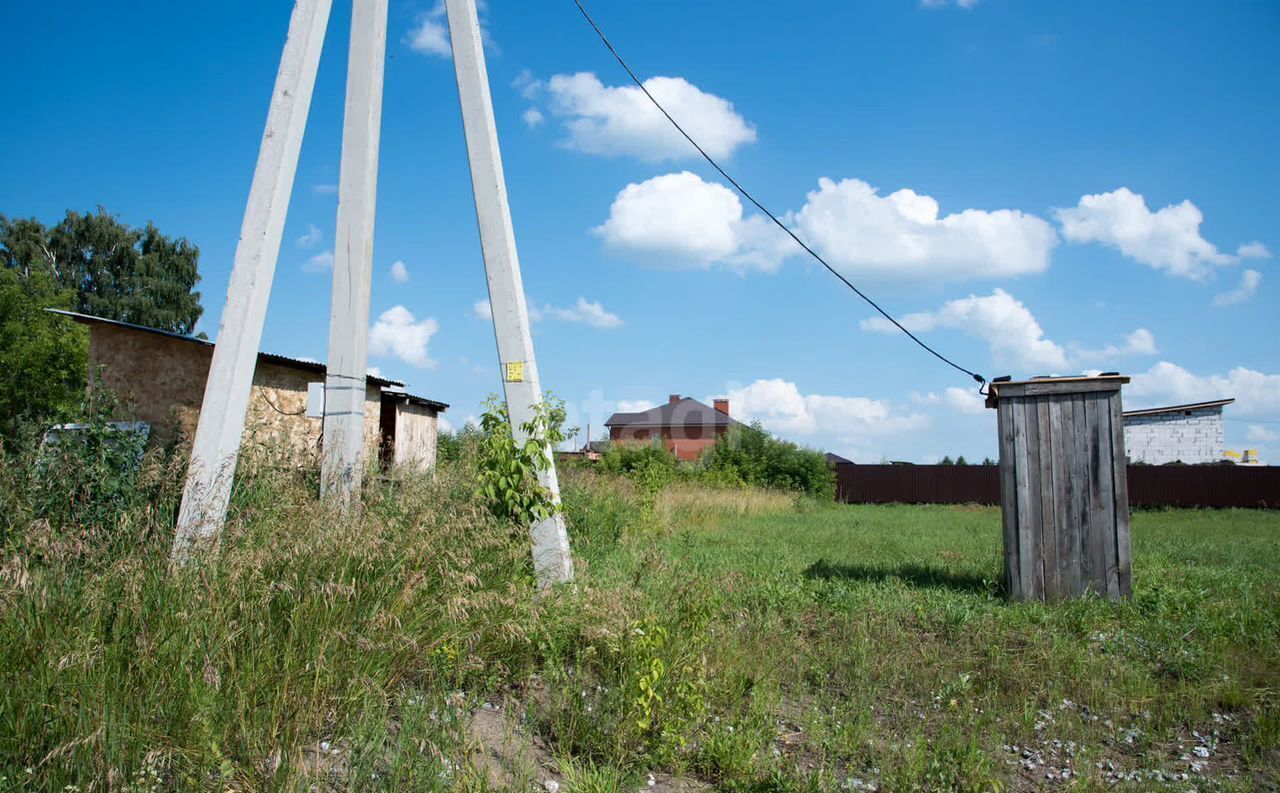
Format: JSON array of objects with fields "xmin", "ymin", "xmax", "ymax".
[
  {"xmin": 657, "ymin": 482, "xmax": 800, "ymax": 528},
  {"xmin": 0, "ymin": 436, "xmax": 550, "ymax": 790}
]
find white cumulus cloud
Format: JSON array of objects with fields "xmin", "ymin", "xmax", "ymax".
[
  {"xmin": 911, "ymin": 388, "xmax": 987, "ymax": 415},
  {"xmin": 369, "ymin": 306, "xmax": 438, "ymax": 369},
  {"xmin": 296, "ymin": 224, "xmax": 323, "ymax": 249},
  {"xmin": 723, "ymin": 378, "xmax": 928, "ymax": 442},
  {"xmin": 861, "ymin": 288, "xmax": 1069, "ymax": 372},
  {"xmin": 542, "ymin": 72, "xmax": 757, "ymax": 162},
  {"xmin": 1213, "ymin": 269, "xmax": 1262, "ymax": 307},
  {"xmin": 405, "ymin": 14, "xmax": 450, "ymax": 57},
  {"xmin": 512, "ymin": 69, "xmax": 542, "ymax": 100},
  {"xmin": 521, "ymin": 108, "xmax": 545, "ymax": 128},
  {"xmin": 390, "ymin": 260, "xmax": 410, "ymax": 283},
  {"xmin": 1128, "ymin": 362, "xmax": 1280, "ymax": 418},
  {"xmin": 1070, "ymin": 328, "xmax": 1158, "ymax": 364},
  {"xmin": 616, "ymin": 400, "xmax": 657, "ymax": 413},
  {"xmin": 1055, "ymin": 187, "xmax": 1269, "ymax": 279},
  {"xmin": 542, "ymin": 297, "xmax": 623, "ymax": 329},
  {"xmin": 1238, "ymin": 241, "xmax": 1271, "ymax": 260},
  {"xmin": 303, "ymin": 250, "xmax": 334, "ymax": 273},
  {"xmin": 863, "ymin": 290, "xmax": 1159, "ymax": 373},
  {"xmin": 473, "ymin": 297, "xmax": 619, "ymax": 328},
  {"xmin": 405, "ymin": 0, "xmax": 492, "ymax": 58},
  {"xmin": 789, "ymin": 177, "xmax": 1057, "ymax": 281},
  {"xmin": 594, "ymin": 172, "xmax": 773, "ymax": 269},
  {"xmin": 943, "ymin": 387, "xmax": 987, "ymax": 414},
  {"xmin": 596, "ymin": 173, "xmax": 1056, "ymax": 280}
]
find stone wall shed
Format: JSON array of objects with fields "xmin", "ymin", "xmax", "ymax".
[
  {"xmin": 1122, "ymin": 399, "xmax": 1233, "ymax": 465},
  {"xmin": 49, "ymin": 309, "xmax": 447, "ymax": 471}
]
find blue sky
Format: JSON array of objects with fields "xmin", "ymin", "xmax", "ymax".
[{"xmin": 4, "ymin": 0, "xmax": 1278, "ymax": 462}]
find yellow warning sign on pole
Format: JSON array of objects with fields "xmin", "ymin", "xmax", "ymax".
[{"xmin": 504, "ymin": 361, "xmax": 525, "ymax": 383}]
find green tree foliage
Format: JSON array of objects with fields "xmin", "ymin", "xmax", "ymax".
[
  {"xmin": 940, "ymin": 456, "xmax": 955, "ymax": 465},
  {"xmin": 1, "ymin": 208, "xmax": 203, "ymax": 334},
  {"xmin": 955, "ymin": 455, "xmax": 968, "ymax": 466},
  {"xmin": 704, "ymin": 421, "xmax": 835, "ymax": 499},
  {"xmin": 436, "ymin": 421, "xmax": 485, "ymax": 465},
  {"xmin": 0, "ymin": 268, "xmax": 87, "ymax": 442},
  {"xmin": 598, "ymin": 440, "xmax": 678, "ymax": 478},
  {"xmin": 476, "ymin": 395, "xmax": 568, "ymax": 527}
]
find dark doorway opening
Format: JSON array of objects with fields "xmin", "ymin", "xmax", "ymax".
[{"xmin": 379, "ymin": 396, "xmax": 396, "ymax": 469}]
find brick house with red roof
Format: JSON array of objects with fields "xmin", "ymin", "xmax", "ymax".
[{"xmin": 604, "ymin": 394, "xmax": 741, "ymax": 461}]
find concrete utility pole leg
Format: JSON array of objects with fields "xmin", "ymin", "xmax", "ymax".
[
  {"xmin": 172, "ymin": 0, "xmax": 334, "ymax": 562},
  {"xmin": 444, "ymin": 0, "xmax": 575, "ymax": 586},
  {"xmin": 322, "ymin": 0, "xmax": 389, "ymax": 500}
]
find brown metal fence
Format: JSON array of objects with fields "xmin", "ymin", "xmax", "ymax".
[
  {"xmin": 1126, "ymin": 465, "xmax": 1280, "ymax": 509},
  {"xmin": 834, "ymin": 463, "xmax": 1280, "ymax": 509},
  {"xmin": 834, "ymin": 464, "xmax": 1000, "ymax": 505}
]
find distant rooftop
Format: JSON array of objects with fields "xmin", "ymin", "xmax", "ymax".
[{"xmin": 605, "ymin": 396, "xmax": 741, "ymax": 429}]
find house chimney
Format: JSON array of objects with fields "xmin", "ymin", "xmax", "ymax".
[
  {"xmin": 669, "ymin": 394, "xmax": 681, "ymax": 404},
  {"xmin": 713, "ymin": 398, "xmax": 729, "ymax": 416}
]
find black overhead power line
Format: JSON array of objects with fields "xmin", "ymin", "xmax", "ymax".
[{"xmin": 570, "ymin": 0, "xmax": 987, "ymax": 386}]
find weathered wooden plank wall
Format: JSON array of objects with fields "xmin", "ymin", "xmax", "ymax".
[{"xmin": 993, "ymin": 377, "xmax": 1130, "ymax": 601}]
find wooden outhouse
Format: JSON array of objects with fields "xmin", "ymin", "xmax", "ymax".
[{"xmin": 985, "ymin": 375, "xmax": 1132, "ymax": 602}]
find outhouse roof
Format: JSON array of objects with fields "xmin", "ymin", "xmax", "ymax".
[{"xmin": 984, "ymin": 374, "xmax": 1131, "ymax": 409}]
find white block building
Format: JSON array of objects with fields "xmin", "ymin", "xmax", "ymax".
[{"xmin": 1122, "ymin": 399, "xmax": 1233, "ymax": 465}]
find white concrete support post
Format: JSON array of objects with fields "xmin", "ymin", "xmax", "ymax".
[
  {"xmin": 444, "ymin": 0, "xmax": 575, "ymax": 586},
  {"xmin": 172, "ymin": 0, "xmax": 333, "ymax": 562},
  {"xmin": 321, "ymin": 0, "xmax": 388, "ymax": 499}
]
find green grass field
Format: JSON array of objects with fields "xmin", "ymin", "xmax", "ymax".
[
  {"xmin": 568, "ymin": 492, "xmax": 1280, "ymax": 791},
  {"xmin": 2, "ymin": 460, "xmax": 1277, "ymax": 791}
]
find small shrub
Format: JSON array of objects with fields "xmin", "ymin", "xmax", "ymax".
[
  {"xmin": 476, "ymin": 395, "xmax": 567, "ymax": 527},
  {"xmin": 597, "ymin": 441, "xmax": 678, "ymax": 478},
  {"xmin": 558, "ymin": 757, "xmax": 630, "ymax": 793},
  {"xmin": 1, "ymin": 388, "xmax": 176, "ymax": 554},
  {"xmin": 703, "ymin": 422, "xmax": 834, "ymax": 500}
]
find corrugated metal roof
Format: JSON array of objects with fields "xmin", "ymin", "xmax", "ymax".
[
  {"xmin": 381, "ymin": 390, "xmax": 449, "ymax": 412},
  {"xmin": 46, "ymin": 308, "xmax": 406, "ymax": 388},
  {"xmin": 1122, "ymin": 398, "xmax": 1234, "ymax": 418}
]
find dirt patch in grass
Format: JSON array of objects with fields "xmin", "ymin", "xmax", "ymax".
[{"xmin": 466, "ymin": 699, "xmax": 560, "ymax": 789}]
